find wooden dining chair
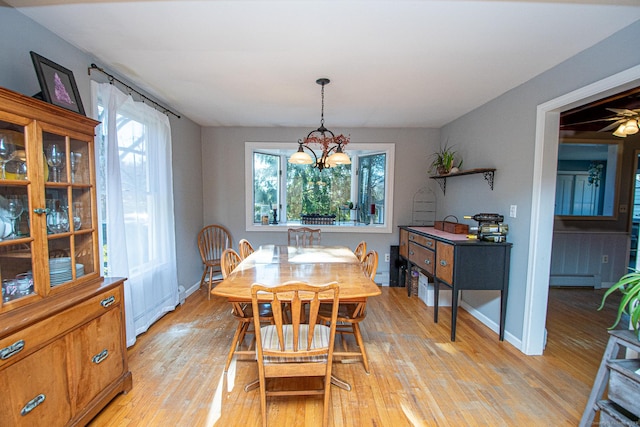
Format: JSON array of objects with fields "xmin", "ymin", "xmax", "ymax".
[
  {"xmin": 250, "ymin": 281, "xmax": 339, "ymax": 427},
  {"xmin": 197, "ymin": 224, "xmax": 232, "ymax": 300},
  {"xmin": 221, "ymin": 248, "xmax": 274, "ymax": 372},
  {"xmin": 238, "ymin": 238, "xmax": 255, "ymax": 260},
  {"xmin": 353, "ymin": 240, "xmax": 367, "ymax": 262},
  {"xmin": 221, "ymin": 248, "xmax": 242, "ymax": 279},
  {"xmin": 318, "ymin": 250, "xmax": 378, "ymax": 374},
  {"xmin": 287, "ymin": 227, "xmax": 321, "ymax": 247}
]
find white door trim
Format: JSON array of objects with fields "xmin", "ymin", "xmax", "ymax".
[{"xmin": 524, "ymin": 64, "xmax": 640, "ymax": 355}]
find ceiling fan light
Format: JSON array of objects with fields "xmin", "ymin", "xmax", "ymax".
[
  {"xmin": 289, "ymin": 149, "xmax": 313, "ymax": 164},
  {"xmin": 624, "ymin": 119, "xmax": 639, "ymax": 135},
  {"xmin": 613, "ymin": 124, "xmax": 627, "ymax": 137}
]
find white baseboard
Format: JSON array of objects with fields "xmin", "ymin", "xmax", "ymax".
[
  {"xmin": 460, "ymin": 300, "xmax": 522, "ymax": 351},
  {"xmin": 549, "ymin": 274, "xmax": 601, "ymax": 289},
  {"xmin": 375, "ymin": 271, "xmax": 389, "ymax": 287}
]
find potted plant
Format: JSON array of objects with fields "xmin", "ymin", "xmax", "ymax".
[
  {"xmin": 599, "ymin": 269, "xmax": 640, "ymax": 339},
  {"xmin": 428, "ymin": 144, "xmax": 462, "ymax": 175}
]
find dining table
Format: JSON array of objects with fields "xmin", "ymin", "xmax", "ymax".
[{"xmin": 211, "ymin": 244, "xmax": 381, "ymax": 391}]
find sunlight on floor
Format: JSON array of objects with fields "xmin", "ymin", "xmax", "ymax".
[
  {"xmin": 206, "ymin": 360, "xmax": 237, "ymax": 426},
  {"xmin": 435, "ymin": 342, "xmax": 458, "ymax": 354},
  {"xmin": 400, "ymin": 401, "xmax": 424, "ymax": 426}
]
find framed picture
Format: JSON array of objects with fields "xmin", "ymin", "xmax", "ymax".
[{"xmin": 30, "ymin": 51, "xmax": 85, "ymax": 115}]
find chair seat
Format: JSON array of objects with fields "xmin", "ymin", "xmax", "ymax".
[{"xmin": 261, "ymin": 324, "xmax": 331, "ymax": 363}]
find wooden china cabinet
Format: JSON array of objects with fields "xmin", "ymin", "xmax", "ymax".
[{"xmin": 0, "ymin": 87, "xmax": 131, "ymax": 426}]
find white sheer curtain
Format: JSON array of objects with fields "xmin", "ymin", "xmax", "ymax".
[{"xmin": 91, "ymin": 81, "xmax": 179, "ymax": 347}]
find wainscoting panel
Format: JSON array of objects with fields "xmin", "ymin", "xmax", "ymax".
[{"xmin": 550, "ymin": 231, "xmax": 629, "ymax": 288}]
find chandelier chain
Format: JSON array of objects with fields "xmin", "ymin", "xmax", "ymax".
[{"xmin": 320, "ymin": 82, "xmax": 325, "ymax": 127}]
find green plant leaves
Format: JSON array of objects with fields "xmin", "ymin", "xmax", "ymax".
[{"xmin": 599, "ymin": 269, "xmax": 640, "ymax": 333}]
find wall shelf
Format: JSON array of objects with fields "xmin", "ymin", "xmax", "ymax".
[{"xmin": 429, "ymin": 168, "xmax": 496, "ymax": 195}]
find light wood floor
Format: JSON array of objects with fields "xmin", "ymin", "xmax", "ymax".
[{"xmin": 89, "ymin": 286, "xmax": 620, "ymax": 426}]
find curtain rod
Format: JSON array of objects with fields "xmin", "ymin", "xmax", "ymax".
[{"xmin": 88, "ymin": 63, "xmax": 181, "ymax": 119}]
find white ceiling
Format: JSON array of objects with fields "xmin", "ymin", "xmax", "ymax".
[{"xmin": 7, "ymin": 1, "xmax": 640, "ymax": 128}]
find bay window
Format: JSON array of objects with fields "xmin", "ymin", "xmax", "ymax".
[{"xmin": 245, "ymin": 142, "xmax": 395, "ymax": 233}]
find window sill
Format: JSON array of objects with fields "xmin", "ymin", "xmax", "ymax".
[{"xmin": 246, "ymin": 221, "xmax": 392, "ymax": 233}]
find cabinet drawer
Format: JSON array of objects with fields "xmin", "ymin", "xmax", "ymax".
[
  {"xmin": 436, "ymin": 241, "xmax": 454, "ymax": 284},
  {"xmin": 408, "ymin": 242, "xmax": 435, "ymax": 275},
  {"xmin": 408, "ymin": 232, "xmax": 435, "ymax": 250},
  {"xmin": 0, "ymin": 338, "xmax": 71, "ymax": 427},
  {"xmin": 0, "ymin": 286, "xmax": 122, "ymax": 369}
]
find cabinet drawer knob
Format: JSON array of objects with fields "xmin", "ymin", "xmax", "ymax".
[
  {"xmin": 409, "ymin": 250, "xmax": 414, "ymax": 256},
  {"xmin": 425, "ymin": 259, "xmax": 431, "ymax": 265},
  {"xmin": 440, "ymin": 260, "xmax": 448, "ymax": 266},
  {"xmin": 427, "ymin": 241, "xmax": 433, "ymax": 247},
  {"xmin": 20, "ymin": 394, "xmax": 45, "ymax": 416},
  {"xmin": 0, "ymin": 339, "xmax": 25, "ymax": 360},
  {"xmin": 100, "ymin": 295, "xmax": 116, "ymax": 308},
  {"xmin": 92, "ymin": 349, "xmax": 109, "ymax": 364}
]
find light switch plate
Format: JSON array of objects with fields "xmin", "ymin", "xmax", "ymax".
[{"xmin": 509, "ymin": 205, "xmax": 517, "ymax": 218}]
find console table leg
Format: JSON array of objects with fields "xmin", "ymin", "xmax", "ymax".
[
  {"xmin": 433, "ymin": 279, "xmax": 439, "ymax": 323},
  {"xmin": 451, "ymin": 289, "xmax": 460, "ymax": 341}
]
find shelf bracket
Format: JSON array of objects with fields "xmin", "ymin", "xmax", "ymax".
[
  {"xmin": 434, "ymin": 177, "xmax": 446, "ymax": 195},
  {"xmin": 483, "ymin": 170, "xmax": 495, "ymax": 190}
]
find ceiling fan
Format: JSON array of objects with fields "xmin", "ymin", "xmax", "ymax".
[
  {"xmin": 599, "ymin": 108, "xmax": 640, "ymax": 136},
  {"xmin": 562, "ymin": 108, "xmax": 640, "ymax": 137}
]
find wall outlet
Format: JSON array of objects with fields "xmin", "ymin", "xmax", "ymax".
[
  {"xmin": 385, "ymin": 253, "xmax": 390, "ymax": 262},
  {"xmin": 510, "ymin": 205, "xmax": 517, "ymax": 218},
  {"xmin": 602, "ymin": 255, "xmax": 609, "ymax": 264}
]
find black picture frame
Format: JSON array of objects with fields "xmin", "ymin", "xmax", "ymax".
[{"xmin": 30, "ymin": 51, "xmax": 85, "ymax": 115}]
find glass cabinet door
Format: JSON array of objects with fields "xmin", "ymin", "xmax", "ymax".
[
  {"xmin": 43, "ymin": 131, "xmax": 96, "ymax": 291},
  {"xmin": 0, "ymin": 121, "xmax": 34, "ymax": 304}
]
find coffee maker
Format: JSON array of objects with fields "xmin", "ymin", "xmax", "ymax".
[{"xmin": 464, "ymin": 213, "xmax": 509, "ymax": 242}]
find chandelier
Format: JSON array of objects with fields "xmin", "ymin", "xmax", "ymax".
[{"xmin": 288, "ymin": 78, "xmax": 351, "ymax": 171}]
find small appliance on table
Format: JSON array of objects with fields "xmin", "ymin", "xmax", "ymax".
[{"xmin": 464, "ymin": 213, "xmax": 509, "ymax": 242}]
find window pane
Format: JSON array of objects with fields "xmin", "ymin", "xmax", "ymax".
[
  {"xmin": 358, "ymin": 153, "xmax": 386, "ymax": 224},
  {"xmin": 253, "ymin": 152, "xmax": 279, "ymax": 223},
  {"xmin": 286, "ymin": 163, "xmax": 351, "ymax": 222},
  {"xmin": 117, "ymin": 115, "xmax": 150, "ymax": 268}
]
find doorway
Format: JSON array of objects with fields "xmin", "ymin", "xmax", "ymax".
[{"xmin": 524, "ymin": 64, "xmax": 640, "ymax": 355}]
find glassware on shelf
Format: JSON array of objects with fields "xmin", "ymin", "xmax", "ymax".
[
  {"xmin": 15, "ymin": 272, "xmax": 33, "ymax": 296},
  {"xmin": 5, "ymin": 195, "xmax": 24, "ymax": 238},
  {"xmin": 70, "ymin": 152, "xmax": 81, "ymax": 183},
  {"xmin": 2, "ymin": 279, "xmax": 18, "ymax": 302},
  {"xmin": 46, "ymin": 200, "xmax": 69, "ymax": 234},
  {"xmin": 15, "ymin": 161, "xmax": 27, "ymax": 180},
  {"xmin": 73, "ymin": 201, "xmax": 82, "ymax": 230},
  {"xmin": 0, "ymin": 136, "xmax": 16, "ymax": 179},
  {"xmin": 46, "ymin": 143, "xmax": 64, "ymax": 182}
]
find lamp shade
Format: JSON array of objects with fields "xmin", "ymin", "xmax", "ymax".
[
  {"xmin": 624, "ymin": 119, "xmax": 639, "ymax": 135},
  {"xmin": 289, "ymin": 150, "xmax": 313, "ymax": 164},
  {"xmin": 613, "ymin": 124, "xmax": 627, "ymax": 137},
  {"xmin": 327, "ymin": 151, "xmax": 351, "ymax": 165}
]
